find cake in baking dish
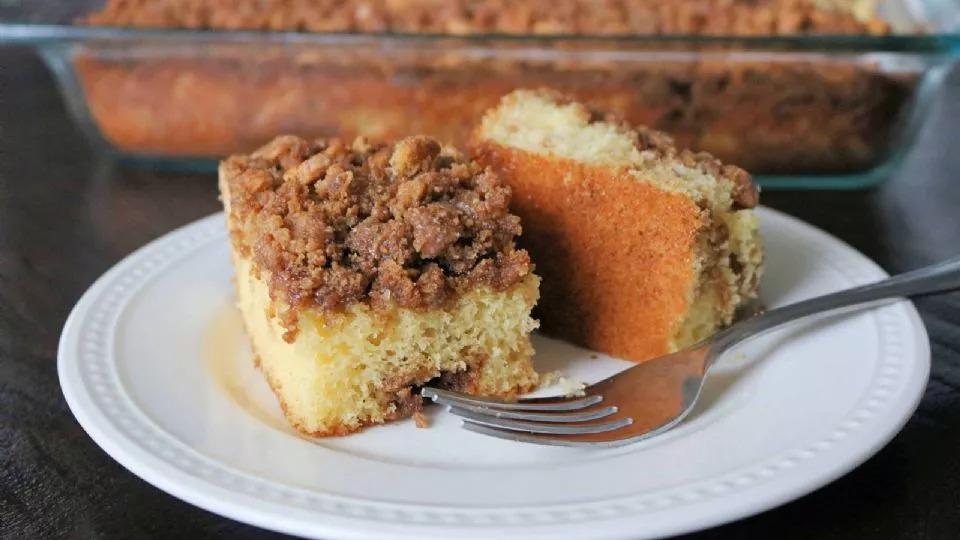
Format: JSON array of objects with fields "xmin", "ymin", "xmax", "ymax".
[
  {"xmin": 472, "ymin": 90, "xmax": 763, "ymax": 363},
  {"xmin": 219, "ymin": 134, "xmax": 540, "ymax": 436},
  {"xmin": 78, "ymin": 0, "xmax": 906, "ymax": 175}
]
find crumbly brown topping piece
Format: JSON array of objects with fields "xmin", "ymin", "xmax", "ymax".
[
  {"xmin": 574, "ymin": 97, "xmax": 760, "ymax": 209},
  {"xmin": 83, "ymin": 0, "xmax": 888, "ymax": 36},
  {"xmin": 221, "ymin": 135, "xmax": 532, "ymax": 312}
]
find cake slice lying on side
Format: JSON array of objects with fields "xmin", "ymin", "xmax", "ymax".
[
  {"xmin": 471, "ymin": 90, "xmax": 762, "ymax": 363},
  {"xmin": 219, "ymin": 135, "xmax": 540, "ymax": 436}
]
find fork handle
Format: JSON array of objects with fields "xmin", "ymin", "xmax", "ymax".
[{"xmin": 713, "ymin": 254, "xmax": 960, "ymax": 353}]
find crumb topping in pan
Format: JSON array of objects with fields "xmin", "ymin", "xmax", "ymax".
[{"xmin": 84, "ymin": 0, "xmax": 889, "ymax": 36}]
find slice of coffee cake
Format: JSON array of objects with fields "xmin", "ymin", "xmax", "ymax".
[
  {"xmin": 220, "ymin": 135, "xmax": 539, "ymax": 436},
  {"xmin": 472, "ymin": 90, "xmax": 762, "ymax": 363}
]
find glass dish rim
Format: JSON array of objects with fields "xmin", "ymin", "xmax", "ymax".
[{"xmin": 1, "ymin": 22, "xmax": 959, "ymax": 52}]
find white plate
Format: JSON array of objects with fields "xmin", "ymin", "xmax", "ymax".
[{"xmin": 59, "ymin": 207, "xmax": 930, "ymax": 540}]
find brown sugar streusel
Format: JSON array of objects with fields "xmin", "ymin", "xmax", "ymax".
[
  {"xmin": 221, "ymin": 135, "xmax": 532, "ymax": 314},
  {"xmin": 83, "ymin": 0, "xmax": 889, "ymax": 36}
]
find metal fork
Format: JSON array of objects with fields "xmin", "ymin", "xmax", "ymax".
[{"xmin": 422, "ymin": 255, "xmax": 960, "ymax": 447}]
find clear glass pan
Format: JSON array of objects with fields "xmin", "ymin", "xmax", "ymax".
[{"xmin": 2, "ymin": 0, "xmax": 958, "ymax": 188}]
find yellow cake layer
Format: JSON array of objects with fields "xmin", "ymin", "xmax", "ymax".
[{"xmin": 232, "ymin": 253, "xmax": 540, "ymax": 436}]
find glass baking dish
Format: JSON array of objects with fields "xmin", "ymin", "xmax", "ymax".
[{"xmin": 1, "ymin": 1, "xmax": 958, "ymax": 188}]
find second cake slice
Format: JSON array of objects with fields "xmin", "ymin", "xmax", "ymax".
[{"xmin": 472, "ymin": 90, "xmax": 763, "ymax": 363}]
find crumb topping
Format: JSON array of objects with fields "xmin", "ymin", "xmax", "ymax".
[
  {"xmin": 588, "ymin": 99, "xmax": 759, "ymax": 209},
  {"xmin": 83, "ymin": 0, "xmax": 889, "ymax": 36},
  {"xmin": 221, "ymin": 135, "xmax": 532, "ymax": 312},
  {"xmin": 497, "ymin": 89, "xmax": 760, "ymax": 209}
]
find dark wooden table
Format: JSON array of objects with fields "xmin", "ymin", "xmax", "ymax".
[{"xmin": 1, "ymin": 46, "xmax": 959, "ymax": 539}]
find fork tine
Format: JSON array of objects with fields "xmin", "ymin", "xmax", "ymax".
[
  {"xmin": 443, "ymin": 402, "xmax": 618, "ymax": 423},
  {"xmin": 461, "ymin": 422, "xmax": 637, "ymax": 448},
  {"xmin": 451, "ymin": 406, "xmax": 633, "ymax": 435},
  {"xmin": 422, "ymin": 387, "xmax": 602, "ymax": 411}
]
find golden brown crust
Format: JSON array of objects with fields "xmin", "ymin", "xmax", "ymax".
[
  {"xmin": 473, "ymin": 142, "xmax": 704, "ymax": 362},
  {"xmin": 220, "ymin": 134, "xmax": 531, "ymax": 315},
  {"xmin": 83, "ymin": 0, "xmax": 888, "ymax": 36}
]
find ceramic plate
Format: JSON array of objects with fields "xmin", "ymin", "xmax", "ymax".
[{"xmin": 58, "ymin": 207, "xmax": 930, "ymax": 539}]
